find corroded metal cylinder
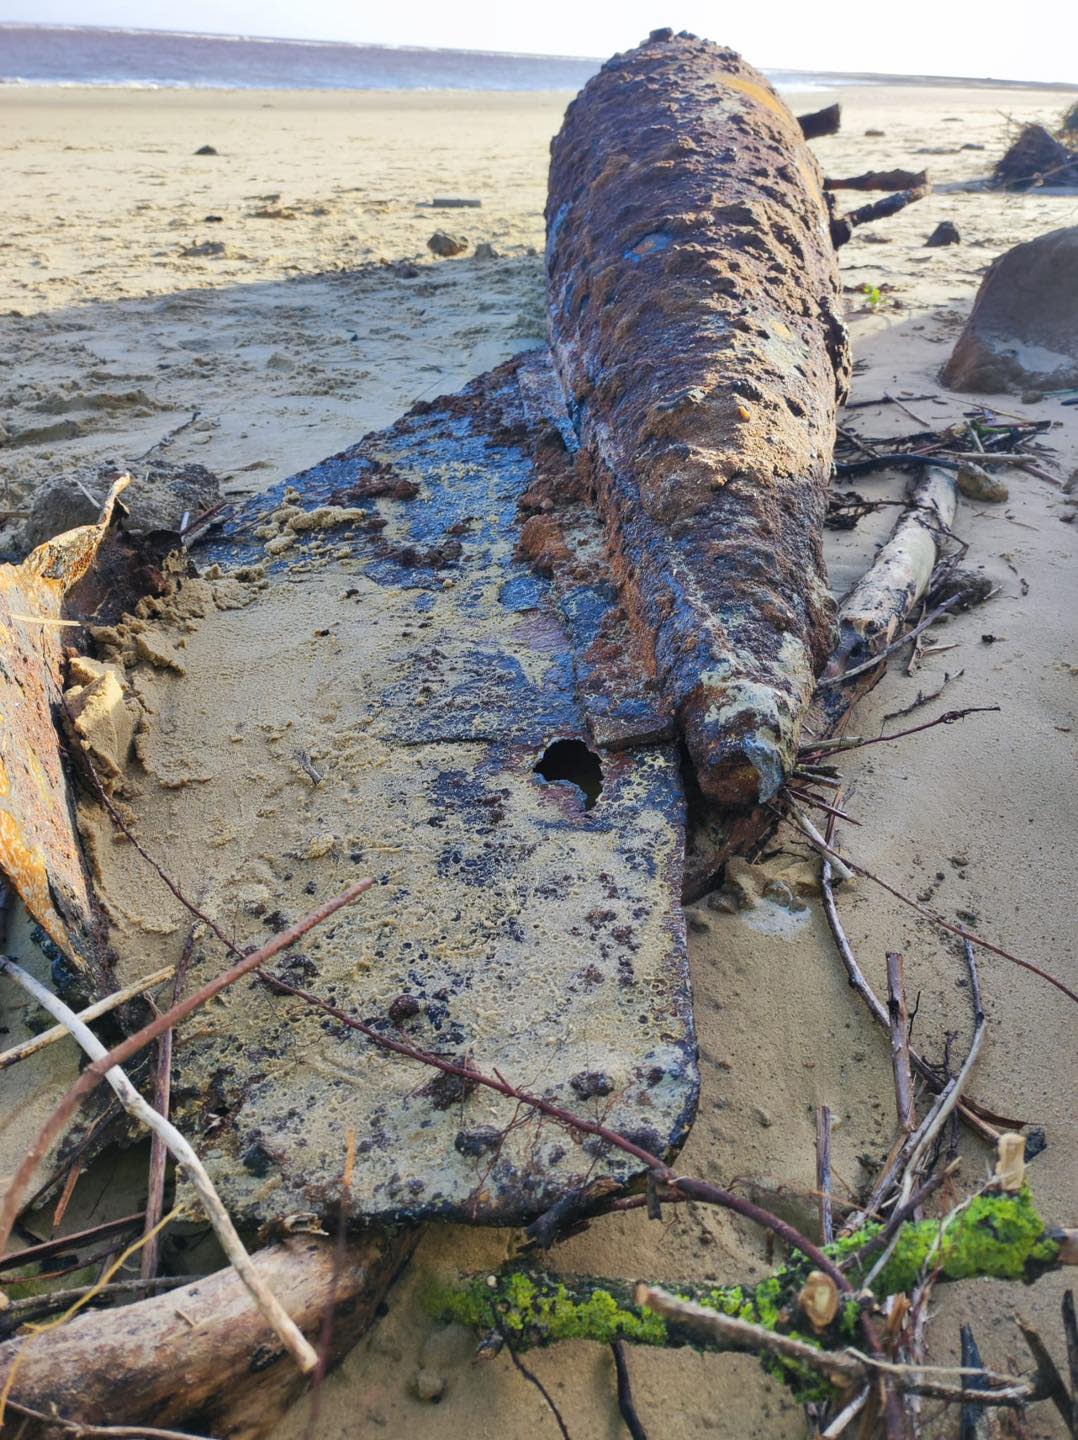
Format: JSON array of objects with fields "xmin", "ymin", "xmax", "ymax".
[{"xmin": 546, "ymin": 30, "xmax": 850, "ymax": 804}]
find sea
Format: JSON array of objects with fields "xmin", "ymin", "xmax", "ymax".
[{"xmin": 0, "ymin": 23, "xmax": 843, "ymax": 93}]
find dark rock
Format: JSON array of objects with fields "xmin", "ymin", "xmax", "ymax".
[
  {"xmin": 473, "ymin": 241, "xmax": 499, "ymax": 261},
  {"xmin": 194, "ymin": 144, "xmax": 218, "ymax": 156},
  {"xmin": 432, "ymin": 197, "xmax": 481, "ymax": 208},
  {"xmin": 925, "ymin": 221, "xmax": 960, "ymax": 247},
  {"xmin": 427, "ymin": 231, "xmax": 468, "ymax": 258},
  {"xmin": 569, "ymin": 1070, "xmax": 614, "ymax": 1099},
  {"xmin": 941, "ymin": 226, "xmax": 1078, "ymax": 394},
  {"xmin": 388, "ymin": 994, "xmax": 421, "ymax": 1024},
  {"xmin": 454, "ymin": 1126, "xmax": 502, "ymax": 1157},
  {"xmin": 17, "ymin": 460, "xmax": 220, "ymax": 554},
  {"xmin": 182, "ymin": 240, "xmax": 226, "ymax": 258}
]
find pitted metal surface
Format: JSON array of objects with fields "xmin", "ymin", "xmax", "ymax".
[{"xmin": 546, "ymin": 31, "xmax": 850, "ymax": 805}]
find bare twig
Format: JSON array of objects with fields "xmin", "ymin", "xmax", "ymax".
[
  {"xmin": 0, "ymin": 879, "xmax": 373, "ymax": 1262},
  {"xmin": 887, "ymin": 953, "xmax": 915, "ymax": 1134},
  {"xmin": 816, "ymin": 1106, "xmax": 835, "ymax": 1245},
  {"xmin": 503, "ymin": 1336, "xmax": 573, "ymax": 1440},
  {"xmin": 821, "ymin": 859, "xmax": 1002, "ymax": 1145},
  {"xmin": 611, "ymin": 1340, "xmax": 649, "ymax": 1440},
  {"xmin": 822, "ymin": 1387, "xmax": 871, "ymax": 1436},
  {"xmin": 818, "ymin": 598, "xmax": 960, "ymax": 685},
  {"xmin": 802, "ymin": 706, "xmax": 1000, "ymax": 757},
  {"xmin": 1015, "ymin": 1314, "xmax": 1076, "ymax": 1434},
  {"xmin": 141, "ymin": 932, "xmax": 197, "ymax": 1287},
  {"xmin": 0, "ymin": 956, "xmax": 319, "ymax": 1374},
  {"xmin": 810, "ymin": 832, "xmax": 1077, "ymax": 1007},
  {"xmin": 0, "ymin": 965, "xmax": 175, "ymax": 1072},
  {"xmin": 0, "ymin": 1214, "xmax": 145, "ymax": 1277},
  {"xmin": 860, "ymin": 946, "xmax": 986, "ymax": 1283},
  {"xmin": 1, "ymin": 1399, "xmax": 215, "ymax": 1440}
]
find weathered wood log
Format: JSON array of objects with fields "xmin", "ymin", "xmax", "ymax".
[
  {"xmin": 825, "ymin": 168, "xmax": 928, "ymax": 191},
  {"xmin": 0, "ymin": 1229, "xmax": 418, "ymax": 1439},
  {"xmin": 546, "ymin": 30, "xmax": 850, "ymax": 805},
  {"xmin": 798, "ymin": 101, "xmax": 842, "ymax": 139},
  {"xmin": 830, "ymin": 184, "xmax": 930, "ymax": 248}
]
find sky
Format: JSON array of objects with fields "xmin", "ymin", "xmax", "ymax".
[{"xmin": 2, "ymin": 0, "xmax": 1074, "ymax": 84}]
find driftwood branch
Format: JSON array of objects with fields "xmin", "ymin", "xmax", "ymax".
[
  {"xmin": 0, "ymin": 956, "xmax": 318, "ymax": 1376},
  {"xmin": 0, "ymin": 965, "xmax": 175, "ymax": 1072},
  {"xmin": 831, "ymin": 185, "xmax": 930, "ymax": 248},
  {"xmin": 0, "ymin": 1232, "xmax": 418, "ymax": 1440}
]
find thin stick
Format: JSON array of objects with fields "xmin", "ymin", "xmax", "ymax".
[
  {"xmin": 141, "ymin": 932, "xmax": 197, "ymax": 1287},
  {"xmin": 822, "ymin": 1387, "xmax": 870, "ymax": 1437},
  {"xmin": 887, "ymin": 953, "xmax": 915, "ymax": 1134},
  {"xmin": 818, "ymin": 598, "xmax": 960, "ymax": 685},
  {"xmin": 802, "ymin": 706, "xmax": 1000, "ymax": 756},
  {"xmin": 1063, "ymin": 1289, "xmax": 1078, "ymax": 1435},
  {"xmin": 861, "ymin": 946, "xmax": 986, "ymax": 1285},
  {"xmin": 816, "ymin": 1106, "xmax": 835, "ymax": 1245},
  {"xmin": 0, "ymin": 1213, "xmax": 144, "ymax": 1276},
  {"xmin": 0, "ymin": 879, "xmax": 374, "ymax": 1261},
  {"xmin": 787, "ymin": 802, "xmax": 854, "ymax": 882},
  {"xmin": 808, "ymin": 829, "xmax": 1077, "ymax": 1006},
  {"xmin": 0, "ymin": 965, "xmax": 175, "ymax": 1071},
  {"xmin": 1, "ymin": 1274, "xmax": 194, "ymax": 1330},
  {"xmin": 1014, "ymin": 1316, "xmax": 1074, "ymax": 1431},
  {"xmin": 1, "ymin": 1400, "xmax": 214, "ymax": 1440},
  {"xmin": 611, "ymin": 1340, "xmax": 649, "ymax": 1440},
  {"xmin": 0, "ymin": 957, "xmax": 318, "ymax": 1375},
  {"xmin": 821, "ymin": 860, "xmax": 1001, "ymax": 1145},
  {"xmin": 503, "ymin": 1337, "xmax": 572, "ymax": 1440}
]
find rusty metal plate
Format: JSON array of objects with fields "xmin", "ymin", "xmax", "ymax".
[{"xmin": 86, "ymin": 355, "xmax": 698, "ymax": 1227}]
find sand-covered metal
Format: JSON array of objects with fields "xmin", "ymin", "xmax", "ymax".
[
  {"xmin": 73, "ymin": 355, "xmax": 696, "ymax": 1228},
  {"xmin": 546, "ymin": 30, "xmax": 850, "ymax": 805}
]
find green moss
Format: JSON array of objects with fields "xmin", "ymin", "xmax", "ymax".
[
  {"xmin": 869, "ymin": 1186, "xmax": 1058, "ymax": 1293},
  {"xmin": 427, "ymin": 1188, "xmax": 1058, "ymax": 1410}
]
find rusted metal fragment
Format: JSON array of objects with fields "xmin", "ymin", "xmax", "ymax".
[
  {"xmin": 83, "ymin": 358, "xmax": 697, "ymax": 1229},
  {"xmin": 0, "ymin": 478, "xmax": 126, "ymax": 985},
  {"xmin": 546, "ymin": 32, "xmax": 850, "ymax": 806}
]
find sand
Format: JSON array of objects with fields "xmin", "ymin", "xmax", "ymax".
[{"xmin": 1, "ymin": 76, "xmax": 1077, "ymax": 1440}]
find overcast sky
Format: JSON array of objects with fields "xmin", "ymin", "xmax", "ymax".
[{"xmin": 2, "ymin": 0, "xmax": 1074, "ymax": 84}]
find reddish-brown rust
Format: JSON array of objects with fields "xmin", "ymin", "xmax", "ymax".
[{"xmin": 546, "ymin": 30, "xmax": 850, "ymax": 804}]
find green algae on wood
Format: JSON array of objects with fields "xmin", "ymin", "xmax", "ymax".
[{"xmin": 427, "ymin": 1187, "xmax": 1064, "ymax": 1403}]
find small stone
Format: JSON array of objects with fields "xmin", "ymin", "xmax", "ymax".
[
  {"xmin": 762, "ymin": 878, "xmax": 807, "ymax": 912},
  {"xmin": 957, "ymin": 461, "xmax": 1008, "ymax": 503},
  {"xmin": 754, "ymin": 1106, "xmax": 773, "ymax": 1128},
  {"xmin": 427, "ymin": 231, "xmax": 468, "ymax": 258},
  {"xmin": 474, "ymin": 241, "xmax": 500, "ymax": 261},
  {"xmin": 865, "ymin": 127, "xmax": 885, "ymax": 136},
  {"xmin": 432, "ymin": 196, "xmax": 482, "ymax": 208},
  {"xmin": 412, "ymin": 1368, "xmax": 446, "ymax": 1402},
  {"xmin": 388, "ymin": 994, "xmax": 421, "ymax": 1025},
  {"xmin": 925, "ymin": 221, "xmax": 960, "ymax": 248},
  {"xmin": 182, "ymin": 240, "xmax": 225, "ymax": 258},
  {"xmin": 570, "ymin": 1070, "xmax": 614, "ymax": 1099},
  {"xmin": 194, "ymin": 144, "xmax": 218, "ymax": 156},
  {"xmin": 1021, "ymin": 391, "xmax": 1045, "ymax": 404}
]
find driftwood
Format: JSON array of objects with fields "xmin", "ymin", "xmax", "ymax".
[
  {"xmin": 815, "ymin": 466, "xmax": 956, "ymax": 728},
  {"xmin": 798, "ymin": 101, "xmax": 842, "ymax": 139},
  {"xmin": 0, "ymin": 1230, "xmax": 418, "ymax": 1439},
  {"xmin": 547, "ymin": 30, "xmax": 849, "ymax": 804},
  {"xmin": 830, "ymin": 184, "xmax": 930, "ymax": 248},
  {"xmin": 826, "ymin": 168, "xmax": 929, "ymax": 191}
]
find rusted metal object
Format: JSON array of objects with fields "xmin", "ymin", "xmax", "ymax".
[
  {"xmin": 76, "ymin": 356, "xmax": 697, "ymax": 1230},
  {"xmin": 546, "ymin": 30, "xmax": 850, "ymax": 805},
  {"xmin": 0, "ymin": 477, "xmax": 127, "ymax": 989}
]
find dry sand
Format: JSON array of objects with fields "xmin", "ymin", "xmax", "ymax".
[{"xmin": 1, "ymin": 77, "xmax": 1077, "ymax": 1440}]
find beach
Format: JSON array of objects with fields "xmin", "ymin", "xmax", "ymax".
[{"xmin": 2, "ymin": 73, "xmax": 1077, "ymax": 1440}]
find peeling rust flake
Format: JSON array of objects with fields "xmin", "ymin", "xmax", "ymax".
[{"xmin": 546, "ymin": 30, "xmax": 850, "ymax": 805}]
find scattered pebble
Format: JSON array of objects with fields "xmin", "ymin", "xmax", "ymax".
[
  {"xmin": 427, "ymin": 231, "xmax": 469, "ymax": 258},
  {"xmin": 412, "ymin": 1368, "xmax": 446, "ymax": 1403},
  {"xmin": 181, "ymin": 240, "xmax": 226, "ymax": 258},
  {"xmin": 194, "ymin": 143, "xmax": 218, "ymax": 156},
  {"xmin": 957, "ymin": 460, "xmax": 1008, "ymax": 503}
]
